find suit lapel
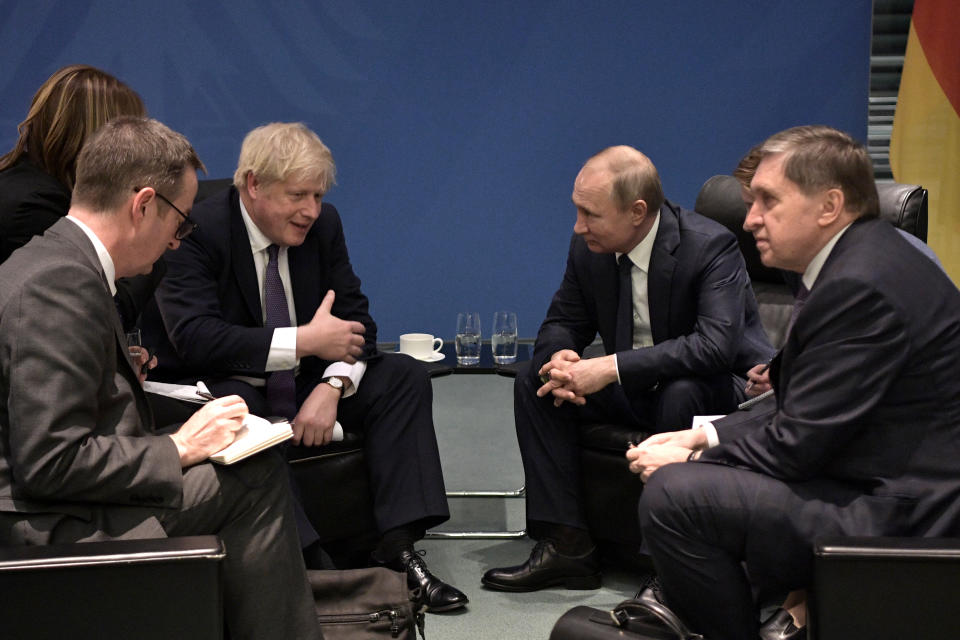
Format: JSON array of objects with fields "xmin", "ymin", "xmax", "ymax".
[
  {"xmin": 289, "ymin": 230, "xmax": 321, "ymax": 321},
  {"xmin": 647, "ymin": 204, "xmax": 680, "ymax": 344},
  {"xmin": 49, "ymin": 219, "xmax": 153, "ymax": 429},
  {"xmin": 229, "ymin": 192, "xmax": 264, "ymax": 324}
]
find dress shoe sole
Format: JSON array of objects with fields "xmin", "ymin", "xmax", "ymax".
[
  {"xmin": 481, "ymin": 572, "xmax": 602, "ymax": 592},
  {"xmin": 425, "ymin": 598, "xmax": 469, "ymax": 613}
]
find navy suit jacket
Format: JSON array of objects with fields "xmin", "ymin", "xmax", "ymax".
[
  {"xmin": 704, "ymin": 218, "xmax": 960, "ymax": 536},
  {"xmin": 533, "ymin": 200, "xmax": 774, "ymax": 399},
  {"xmin": 151, "ymin": 186, "xmax": 378, "ymax": 383}
]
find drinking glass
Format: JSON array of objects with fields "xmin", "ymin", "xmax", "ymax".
[
  {"xmin": 491, "ymin": 311, "xmax": 518, "ymax": 364},
  {"xmin": 125, "ymin": 329, "xmax": 142, "ymax": 359},
  {"xmin": 455, "ymin": 312, "xmax": 481, "ymax": 365}
]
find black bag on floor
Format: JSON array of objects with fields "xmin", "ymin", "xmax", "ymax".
[
  {"xmin": 549, "ymin": 599, "xmax": 703, "ymax": 640},
  {"xmin": 310, "ymin": 567, "xmax": 426, "ymax": 639}
]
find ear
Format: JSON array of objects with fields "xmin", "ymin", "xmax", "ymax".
[
  {"xmin": 629, "ymin": 199, "xmax": 648, "ymax": 226},
  {"xmin": 817, "ymin": 188, "xmax": 845, "ymax": 227},
  {"xmin": 245, "ymin": 172, "xmax": 261, "ymax": 199},
  {"xmin": 130, "ymin": 187, "xmax": 156, "ymax": 227}
]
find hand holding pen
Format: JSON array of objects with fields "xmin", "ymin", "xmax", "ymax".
[{"xmin": 744, "ymin": 362, "xmax": 772, "ymax": 397}]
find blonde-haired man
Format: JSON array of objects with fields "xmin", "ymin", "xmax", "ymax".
[{"xmin": 147, "ymin": 122, "xmax": 467, "ymax": 612}]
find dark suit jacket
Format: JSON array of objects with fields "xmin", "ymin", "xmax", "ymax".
[
  {"xmin": 704, "ymin": 218, "xmax": 960, "ymax": 536},
  {"xmin": 0, "ymin": 157, "xmax": 166, "ymax": 329},
  {"xmin": 150, "ymin": 186, "xmax": 378, "ymax": 383},
  {"xmin": 533, "ymin": 200, "xmax": 774, "ymax": 398},
  {"xmin": 0, "ymin": 218, "xmax": 182, "ymax": 537}
]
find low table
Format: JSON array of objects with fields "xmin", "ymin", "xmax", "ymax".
[{"xmin": 419, "ymin": 341, "xmax": 531, "ymax": 539}]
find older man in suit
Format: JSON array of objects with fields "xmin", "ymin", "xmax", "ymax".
[
  {"xmin": 0, "ymin": 117, "xmax": 321, "ymax": 639},
  {"xmin": 146, "ymin": 122, "xmax": 467, "ymax": 612},
  {"xmin": 628, "ymin": 126, "xmax": 960, "ymax": 640},
  {"xmin": 482, "ymin": 146, "xmax": 774, "ymax": 592}
]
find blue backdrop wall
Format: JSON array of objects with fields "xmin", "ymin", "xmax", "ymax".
[{"xmin": 0, "ymin": 0, "xmax": 871, "ymax": 341}]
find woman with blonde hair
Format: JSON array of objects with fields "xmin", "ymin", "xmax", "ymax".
[{"xmin": 0, "ymin": 64, "xmax": 163, "ymax": 329}]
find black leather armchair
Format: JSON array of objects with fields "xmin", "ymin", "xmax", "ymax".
[
  {"xmin": 0, "ymin": 535, "xmax": 225, "ymax": 639},
  {"xmin": 577, "ymin": 178, "xmax": 931, "ymax": 559},
  {"xmin": 810, "ymin": 537, "xmax": 960, "ymax": 639}
]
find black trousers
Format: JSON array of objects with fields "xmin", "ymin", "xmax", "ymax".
[
  {"xmin": 638, "ymin": 462, "xmax": 895, "ymax": 640},
  {"xmin": 209, "ymin": 353, "xmax": 450, "ymax": 536},
  {"xmin": 513, "ymin": 360, "xmax": 740, "ymax": 532}
]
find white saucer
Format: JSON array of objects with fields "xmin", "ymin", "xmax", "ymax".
[{"xmin": 398, "ymin": 350, "xmax": 445, "ymax": 362}]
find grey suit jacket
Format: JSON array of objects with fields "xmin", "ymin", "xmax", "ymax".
[{"xmin": 0, "ymin": 218, "xmax": 181, "ymax": 539}]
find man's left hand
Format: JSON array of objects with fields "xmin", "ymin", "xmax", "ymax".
[
  {"xmin": 293, "ymin": 382, "xmax": 341, "ymax": 446},
  {"xmin": 626, "ymin": 444, "xmax": 693, "ymax": 482}
]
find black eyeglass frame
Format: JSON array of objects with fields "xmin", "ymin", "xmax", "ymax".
[{"xmin": 133, "ymin": 187, "xmax": 199, "ymax": 240}]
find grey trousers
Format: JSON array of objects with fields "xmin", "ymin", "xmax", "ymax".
[{"xmin": 50, "ymin": 451, "xmax": 321, "ymax": 640}]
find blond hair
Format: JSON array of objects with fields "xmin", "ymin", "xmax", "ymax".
[{"xmin": 233, "ymin": 122, "xmax": 336, "ymax": 192}]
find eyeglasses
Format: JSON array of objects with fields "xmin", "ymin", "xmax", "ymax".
[
  {"xmin": 154, "ymin": 192, "xmax": 199, "ymax": 240},
  {"xmin": 133, "ymin": 187, "xmax": 199, "ymax": 240}
]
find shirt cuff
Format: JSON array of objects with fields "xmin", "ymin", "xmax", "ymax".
[
  {"xmin": 614, "ymin": 353, "xmax": 622, "ymax": 385},
  {"xmin": 691, "ymin": 421, "xmax": 720, "ymax": 448},
  {"xmin": 265, "ymin": 327, "xmax": 298, "ymax": 371},
  {"xmin": 323, "ymin": 360, "xmax": 366, "ymax": 398}
]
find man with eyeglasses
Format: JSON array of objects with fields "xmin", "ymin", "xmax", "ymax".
[{"xmin": 0, "ymin": 117, "xmax": 323, "ymax": 639}]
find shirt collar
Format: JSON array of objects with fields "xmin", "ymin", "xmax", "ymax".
[
  {"xmin": 802, "ymin": 222, "xmax": 853, "ymax": 291},
  {"xmin": 238, "ymin": 195, "xmax": 274, "ymax": 254},
  {"xmin": 65, "ymin": 215, "xmax": 117, "ymax": 295},
  {"xmin": 616, "ymin": 212, "xmax": 660, "ymax": 272}
]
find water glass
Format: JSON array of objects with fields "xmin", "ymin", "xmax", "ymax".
[
  {"xmin": 455, "ymin": 312, "xmax": 481, "ymax": 365},
  {"xmin": 491, "ymin": 311, "xmax": 518, "ymax": 364}
]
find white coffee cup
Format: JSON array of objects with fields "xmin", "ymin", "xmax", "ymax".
[{"xmin": 399, "ymin": 333, "xmax": 443, "ymax": 360}]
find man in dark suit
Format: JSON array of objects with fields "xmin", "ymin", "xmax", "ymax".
[
  {"xmin": 482, "ymin": 146, "xmax": 774, "ymax": 591},
  {"xmin": 146, "ymin": 122, "xmax": 467, "ymax": 611},
  {"xmin": 0, "ymin": 117, "xmax": 321, "ymax": 639},
  {"xmin": 628, "ymin": 126, "xmax": 960, "ymax": 640}
]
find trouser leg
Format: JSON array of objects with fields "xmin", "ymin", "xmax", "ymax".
[
  {"xmin": 159, "ymin": 452, "xmax": 320, "ymax": 640},
  {"xmin": 335, "ymin": 354, "xmax": 450, "ymax": 533},
  {"xmin": 514, "ymin": 362, "xmax": 588, "ymax": 530},
  {"xmin": 640, "ymin": 462, "xmax": 851, "ymax": 640}
]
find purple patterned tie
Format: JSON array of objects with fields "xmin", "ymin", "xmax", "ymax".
[{"xmin": 265, "ymin": 244, "xmax": 297, "ymax": 418}]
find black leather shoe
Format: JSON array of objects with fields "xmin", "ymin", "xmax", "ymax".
[
  {"xmin": 759, "ymin": 607, "xmax": 804, "ymax": 640},
  {"xmin": 481, "ymin": 540, "xmax": 601, "ymax": 592},
  {"xmin": 394, "ymin": 549, "xmax": 468, "ymax": 613}
]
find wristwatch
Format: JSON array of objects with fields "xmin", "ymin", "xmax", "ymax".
[{"xmin": 320, "ymin": 376, "xmax": 344, "ymax": 395}]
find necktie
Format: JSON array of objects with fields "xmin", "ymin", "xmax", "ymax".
[
  {"xmin": 264, "ymin": 245, "xmax": 297, "ymax": 419},
  {"xmin": 785, "ymin": 283, "xmax": 810, "ymax": 339},
  {"xmin": 615, "ymin": 255, "xmax": 634, "ymax": 352}
]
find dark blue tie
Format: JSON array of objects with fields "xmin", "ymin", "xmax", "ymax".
[
  {"xmin": 786, "ymin": 283, "xmax": 810, "ymax": 339},
  {"xmin": 265, "ymin": 245, "xmax": 297, "ymax": 419},
  {"xmin": 615, "ymin": 255, "xmax": 634, "ymax": 352}
]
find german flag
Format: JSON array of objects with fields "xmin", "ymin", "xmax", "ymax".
[{"xmin": 889, "ymin": 0, "xmax": 960, "ymax": 283}]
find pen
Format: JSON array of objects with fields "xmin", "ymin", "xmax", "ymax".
[
  {"xmin": 196, "ymin": 381, "xmax": 217, "ymax": 401},
  {"xmin": 744, "ymin": 362, "xmax": 770, "ymax": 394}
]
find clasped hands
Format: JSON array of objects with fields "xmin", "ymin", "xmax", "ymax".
[
  {"xmin": 536, "ymin": 350, "xmax": 618, "ymax": 407},
  {"xmin": 625, "ymin": 428, "xmax": 708, "ymax": 482}
]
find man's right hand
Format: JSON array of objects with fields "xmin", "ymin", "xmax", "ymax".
[
  {"xmin": 169, "ymin": 395, "xmax": 248, "ymax": 467},
  {"xmin": 296, "ymin": 290, "xmax": 366, "ymax": 363}
]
